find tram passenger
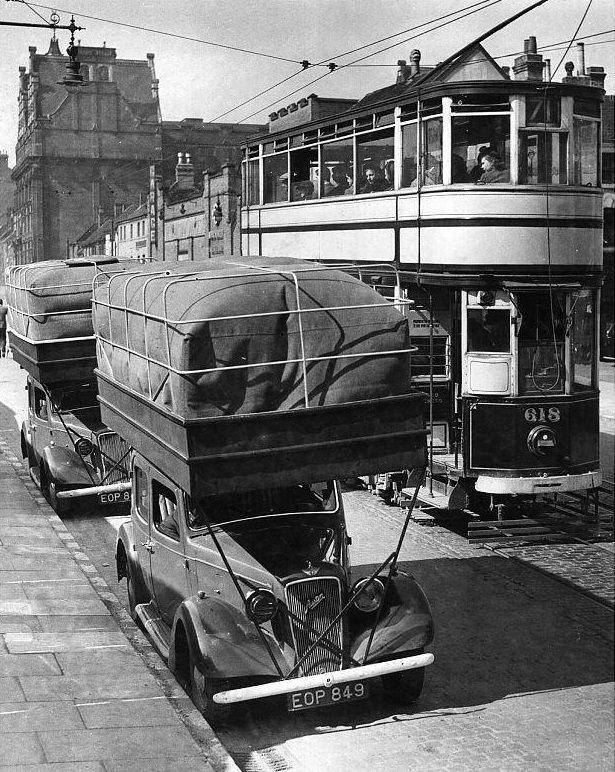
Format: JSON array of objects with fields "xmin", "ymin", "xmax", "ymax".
[
  {"xmin": 293, "ymin": 180, "xmax": 315, "ymax": 200},
  {"xmin": 469, "ymin": 146, "xmax": 490, "ymax": 182},
  {"xmin": 360, "ymin": 164, "xmax": 389, "ymax": 193},
  {"xmin": 452, "ymin": 153, "xmax": 469, "ymax": 183},
  {"xmin": 476, "ymin": 152, "xmax": 509, "ymax": 184},
  {"xmin": 423, "ymin": 156, "xmax": 442, "ymax": 186},
  {"xmin": 326, "ymin": 165, "xmax": 352, "ymax": 196},
  {"xmin": 383, "ymin": 160, "xmax": 395, "ymax": 190}
]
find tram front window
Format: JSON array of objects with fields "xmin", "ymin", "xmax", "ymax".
[
  {"xmin": 451, "ymin": 114, "xmax": 510, "ymax": 184},
  {"xmin": 467, "ymin": 309, "xmax": 510, "ymax": 352},
  {"xmin": 517, "ymin": 292, "xmax": 566, "ymax": 395}
]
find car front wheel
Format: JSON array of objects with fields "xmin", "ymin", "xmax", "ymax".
[
  {"xmin": 381, "ymin": 649, "xmax": 426, "ymax": 704},
  {"xmin": 190, "ymin": 658, "xmax": 232, "ymax": 726},
  {"xmin": 44, "ymin": 475, "xmax": 71, "ymax": 515}
]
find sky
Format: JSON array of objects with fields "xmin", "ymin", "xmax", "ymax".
[{"xmin": 0, "ymin": 0, "xmax": 613, "ymax": 166}]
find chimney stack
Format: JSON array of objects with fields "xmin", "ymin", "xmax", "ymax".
[
  {"xmin": 175, "ymin": 152, "xmax": 195, "ymax": 191},
  {"xmin": 410, "ymin": 50, "xmax": 421, "ymax": 78},
  {"xmin": 513, "ymin": 36, "xmax": 544, "ymax": 81},
  {"xmin": 576, "ymin": 42, "xmax": 586, "ymax": 76}
]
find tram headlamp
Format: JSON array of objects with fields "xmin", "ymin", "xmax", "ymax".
[
  {"xmin": 75, "ymin": 438, "xmax": 94, "ymax": 457},
  {"xmin": 352, "ymin": 577, "xmax": 385, "ymax": 613},
  {"xmin": 477, "ymin": 290, "xmax": 495, "ymax": 306},
  {"xmin": 527, "ymin": 425, "xmax": 556, "ymax": 457},
  {"xmin": 245, "ymin": 589, "xmax": 278, "ymax": 624}
]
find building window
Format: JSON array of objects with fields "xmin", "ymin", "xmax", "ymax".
[{"xmin": 97, "ymin": 65, "xmax": 109, "ymax": 82}]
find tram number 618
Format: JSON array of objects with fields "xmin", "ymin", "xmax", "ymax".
[{"xmin": 524, "ymin": 407, "xmax": 561, "ymax": 423}]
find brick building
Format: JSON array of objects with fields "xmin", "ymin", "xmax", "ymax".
[
  {"xmin": 11, "ymin": 38, "xmax": 161, "ymax": 265},
  {"xmin": 150, "ymin": 119, "xmax": 266, "ymax": 261}
]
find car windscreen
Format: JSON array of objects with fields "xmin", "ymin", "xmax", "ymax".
[
  {"xmin": 188, "ymin": 481, "xmax": 338, "ymax": 529},
  {"xmin": 49, "ymin": 386, "xmax": 99, "ymax": 413}
]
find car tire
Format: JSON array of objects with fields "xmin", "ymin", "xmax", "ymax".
[
  {"xmin": 43, "ymin": 473, "xmax": 71, "ymax": 515},
  {"xmin": 190, "ymin": 656, "xmax": 232, "ymax": 727},
  {"xmin": 381, "ymin": 649, "xmax": 425, "ymax": 704},
  {"xmin": 125, "ymin": 559, "xmax": 142, "ymax": 623}
]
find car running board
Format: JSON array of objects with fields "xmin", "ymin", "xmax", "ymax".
[{"xmin": 135, "ymin": 602, "xmax": 171, "ymax": 660}]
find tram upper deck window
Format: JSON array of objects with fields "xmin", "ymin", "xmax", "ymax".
[
  {"xmin": 290, "ymin": 147, "xmax": 318, "ymax": 201},
  {"xmin": 517, "ymin": 291, "xmax": 565, "ymax": 395},
  {"xmin": 243, "ymin": 153, "xmax": 260, "ymax": 206},
  {"xmin": 357, "ymin": 128, "xmax": 395, "ymax": 193},
  {"xmin": 420, "ymin": 118, "xmax": 443, "ymax": 186},
  {"xmin": 519, "ymin": 131, "xmax": 568, "ymax": 184},
  {"xmin": 401, "ymin": 123, "xmax": 418, "ymax": 187},
  {"xmin": 263, "ymin": 153, "xmax": 288, "ymax": 204},
  {"xmin": 573, "ymin": 117, "xmax": 599, "ymax": 186},
  {"xmin": 452, "ymin": 114, "xmax": 510, "ymax": 184},
  {"xmin": 321, "ymin": 136, "xmax": 354, "ymax": 197},
  {"xmin": 467, "ymin": 309, "xmax": 511, "ymax": 353},
  {"xmin": 525, "ymin": 95, "xmax": 561, "ymax": 127}
]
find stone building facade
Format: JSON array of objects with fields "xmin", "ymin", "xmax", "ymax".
[
  {"xmin": 149, "ymin": 119, "xmax": 265, "ymax": 262},
  {"xmin": 11, "ymin": 39, "xmax": 161, "ymax": 265}
]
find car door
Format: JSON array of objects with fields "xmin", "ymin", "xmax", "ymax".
[
  {"xmin": 29, "ymin": 382, "xmax": 52, "ymax": 466},
  {"xmin": 149, "ymin": 475, "xmax": 191, "ymax": 627}
]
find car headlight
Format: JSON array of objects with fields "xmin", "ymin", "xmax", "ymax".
[
  {"xmin": 245, "ymin": 589, "xmax": 278, "ymax": 624},
  {"xmin": 75, "ymin": 438, "xmax": 94, "ymax": 457},
  {"xmin": 352, "ymin": 577, "xmax": 385, "ymax": 613}
]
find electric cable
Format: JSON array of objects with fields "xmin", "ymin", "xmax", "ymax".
[
  {"xmin": 207, "ymin": 0, "xmax": 500, "ymax": 123},
  {"xmin": 231, "ymin": 0, "xmax": 505, "ymax": 124}
]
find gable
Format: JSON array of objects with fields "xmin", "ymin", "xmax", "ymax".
[{"xmin": 420, "ymin": 44, "xmax": 507, "ymax": 85}]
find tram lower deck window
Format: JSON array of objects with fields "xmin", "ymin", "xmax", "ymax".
[{"xmin": 467, "ymin": 309, "xmax": 510, "ymax": 352}]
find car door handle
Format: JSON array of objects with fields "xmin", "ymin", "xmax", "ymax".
[{"xmin": 141, "ymin": 541, "xmax": 155, "ymax": 553}]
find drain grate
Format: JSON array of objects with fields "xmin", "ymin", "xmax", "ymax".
[{"xmin": 237, "ymin": 746, "xmax": 299, "ymax": 772}]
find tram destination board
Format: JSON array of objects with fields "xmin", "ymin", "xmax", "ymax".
[{"xmin": 287, "ymin": 681, "xmax": 369, "ymax": 712}]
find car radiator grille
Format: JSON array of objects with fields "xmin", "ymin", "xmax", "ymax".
[
  {"xmin": 284, "ymin": 577, "xmax": 343, "ymax": 676},
  {"xmin": 98, "ymin": 432, "xmax": 130, "ymax": 483}
]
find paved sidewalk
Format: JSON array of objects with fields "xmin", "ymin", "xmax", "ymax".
[{"xmin": 0, "ymin": 436, "xmax": 238, "ymax": 772}]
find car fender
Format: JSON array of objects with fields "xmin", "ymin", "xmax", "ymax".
[
  {"xmin": 169, "ymin": 594, "xmax": 285, "ymax": 680},
  {"xmin": 40, "ymin": 444, "xmax": 95, "ymax": 487},
  {"xmin": 350, "ymin": 571, "xmax": 434, "ymax": 663}
]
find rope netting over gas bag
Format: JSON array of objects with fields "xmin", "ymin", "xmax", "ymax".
[{"xmin": 93, "ymin": 256, "xmax": 414, "ymax": 419}]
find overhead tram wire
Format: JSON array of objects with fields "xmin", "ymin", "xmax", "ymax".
[
  {"xmin": 7, "ymin": 0, "xmax": 301, "ymax": 65},
  {"xmin": 203, "ymin": 0, "xmax": 499, "ymax": 123},
  {"xmin": 343, "ymin": 29, "xmax": 615, "ymax": 67},
  {"xmin": 230, "ymin": 0, "xmax": 506, "ymax": 124}
]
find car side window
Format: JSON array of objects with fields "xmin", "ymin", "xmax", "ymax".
[
  {"xmin": 134, "ymin": 465, "xmax": 148, "ymax": 521},
  {"xmin": 152, "ymin": 481, "xmax": 180, "ymax": 541},
  {"xmin": 34, "ymin": 388, "xmax": 48, "ymax": 420}
]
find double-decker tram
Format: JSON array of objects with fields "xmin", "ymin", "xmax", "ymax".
[{"xmin": 240, "ymin": 30, "xmax": 605, "ymax": 517}]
